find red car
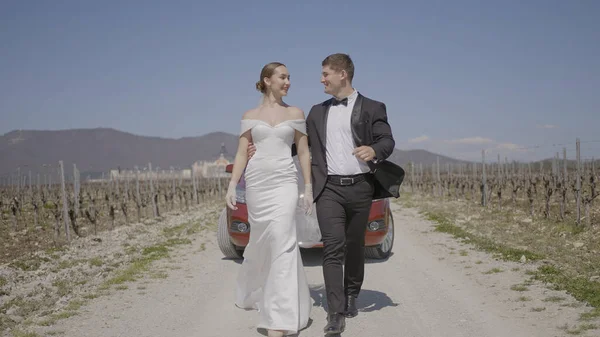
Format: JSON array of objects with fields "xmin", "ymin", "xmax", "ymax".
[{"xmin": 217, "ymin": 163, "xmax": 395, "ymax": 260}]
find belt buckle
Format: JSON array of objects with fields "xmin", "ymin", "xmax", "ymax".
[{"xmin": 340, "ymin": 177, "xmax": 354, "ymax": 185}]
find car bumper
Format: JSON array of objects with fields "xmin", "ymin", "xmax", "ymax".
[{"xmin": 227, "ymin": 199, "xmax": 390, "ymax": 249}]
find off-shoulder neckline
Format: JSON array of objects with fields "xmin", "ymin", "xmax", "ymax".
[{"xmin": 242, "ymin": 118, "xmax": 304, "ymax": 128}]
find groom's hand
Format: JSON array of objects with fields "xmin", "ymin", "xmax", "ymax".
[
  {"xmin": 247, "ymin": 142, "xmax": 256, "ymax": 159},
  {"xmin": 353, "ymin": 146, "xmax": 376, "ymax": 162}
]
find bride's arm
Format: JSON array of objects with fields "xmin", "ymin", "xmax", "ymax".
[
  {"xmin": 291, "ymin": 108, "xmax": 311, "ymax": 187},
  {"xmin": 228, "ymin": 130, "xmax": 251, "ymax": 186},
  {"xmin": 295, "ymin": 130, "xmax": 311, "ymax": 186}
]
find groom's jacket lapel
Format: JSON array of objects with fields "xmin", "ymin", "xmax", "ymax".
[
  {"xmin": 350, "ymin": 94, "xmax": 364, "ymax": 148},
  {"xmin": 318, "ymin": 99, "xmax": 331, "ymax": 154}
]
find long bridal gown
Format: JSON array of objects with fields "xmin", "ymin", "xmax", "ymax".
[{"xmin": 234, "ymin": 118, "xmax": 312, "ymax": 335}]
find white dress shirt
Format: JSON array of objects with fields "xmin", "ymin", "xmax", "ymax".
[{"xmin": 325, "ymin": 90, "xmax": 371, "ymax": 175}]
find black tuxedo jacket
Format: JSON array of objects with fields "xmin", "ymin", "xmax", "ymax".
[{"xmin": 296, "ymin": 92, "xmax": 405, "ymax": 201}]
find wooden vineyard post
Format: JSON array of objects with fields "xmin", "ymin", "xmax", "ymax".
[
  {"xmin": 436, "ymin": 156, "xmax": 441, "ymax": 197},
  {"xmin": 59, "ymin": 161, "xmax": 71, "ymax": 242},
  {"xmin": 149, "ymin": 162, "xmax": 158, "ymax": 217},
  {"xmin": 481, "ymin": 150, "xmax": 487, "ymax": 207},
  {"xmin": 192, "ymin": 165, "xmax": 198, "ymax": 204},
  {"xmin": 73, "ymin": 164, "xmax": 80, "ymax": 217},
  {"xmin": 136, "ymin": 166, "xmax": 141, "ymax": 222},
  {"xmin": 576, "ymin": 138, "xmax": 581, "ymax": 225},
  {"xmin": 410, "ymin": 162, "xmax": 415, "ymax": 193}
]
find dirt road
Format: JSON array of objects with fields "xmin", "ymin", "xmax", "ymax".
[{"xmin": 46, "ymin": 202, "xmax": 592, "ymax": 337}]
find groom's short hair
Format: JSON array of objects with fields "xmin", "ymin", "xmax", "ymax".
[{"xmin": 322, "ymin": 53, "xmax": 354, "ymax": 82}]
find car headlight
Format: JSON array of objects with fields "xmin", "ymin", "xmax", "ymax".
[
  {"xmin": 236, "ymin": 222, "xmax": 249, "ymax": 232},
  {"xmin": 368, "ymin": 220, "xmax": 385, "ymax": 231},
  {"xmin": 231, "ymin": 220, "xmax": 250, "ymax": 233}
]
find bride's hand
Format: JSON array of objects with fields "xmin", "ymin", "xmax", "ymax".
[
  {"xmin": 225, "ymin": 181, "xmax": 238, "ymax": 210},
  {"xmin": 303, "ymin": 184, "xmax": 313, "ymax": 215}
]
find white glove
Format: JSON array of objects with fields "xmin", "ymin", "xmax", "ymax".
[
  {"xmin": 225, "ymin": 181, "xmax": 238, "ymax": 210},
  {"xmin": 302, "ymin": 184, "xmax": 313, "ymax": 215}
]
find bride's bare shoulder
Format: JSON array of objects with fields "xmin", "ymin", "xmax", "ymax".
[
  {"xmin": 285, "ymin": 106, "xmax": 305, "ymax": 119},
  {"xmin": 242, "ymin": 108, "xmax": 260, "ymax": 120}
]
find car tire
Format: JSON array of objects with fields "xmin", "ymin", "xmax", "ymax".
[
  {"xmin": 365, "ymin": 212, "xmax": 394, "ymax": 260},
  {"xmin": 217, "ymin": 208, "xmax": 243, "ymax": 259}
]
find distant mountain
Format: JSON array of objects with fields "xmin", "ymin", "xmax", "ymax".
[
  {"xmin": 387, "ymin": 149, "xmax": 468, "ymax": 167},
  {"xmin": 0, "ymin": 128, "xmax": 238, "ymax": 177},
  {"xmin": 0, "ymin": 128, "xmax": 466, "ymax": 177}
]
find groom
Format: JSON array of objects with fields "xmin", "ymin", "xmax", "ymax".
[{"xmin": 305, "ymin": 53, "xmax": 403, "ymax": 334}]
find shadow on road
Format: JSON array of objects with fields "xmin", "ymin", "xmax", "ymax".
[{"xmin": 309, "ymin": 284, "xmax": 399, "ymax": 314}]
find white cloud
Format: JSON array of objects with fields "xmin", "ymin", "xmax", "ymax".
[
  {"xmin": 490, "ymin": 142, "xmax": 532, "ymax": 154},
  {"xmin": 496, "ymin": 143, "xmax": 521, "ymax": 150},
  {"xmin": 408, "ymin": 135, "xmax": 430, "ymax": 143},
  {"xmin": 536, "ymin": 124, "xmax": 557, "ymax": 129},
  {"xmin": 444, "ymin": 137, "xmax": 494, "ymax": 145},
  {"xmin": 398, "ymin": 134, "xmax": 540, "ymax": 162}
]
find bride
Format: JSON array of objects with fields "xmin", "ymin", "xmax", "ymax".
[{"xmin": 225, "ymin": 62, "xmax": 313, "ymax": 337}]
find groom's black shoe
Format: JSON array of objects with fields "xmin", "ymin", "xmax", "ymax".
[
  {"xmin": 324, "ymin": 312, "xmax": 345, "ymax": 334},
  {"xmin": 344, "ymin": 295, "xmax": 358, "ymax": 318}
]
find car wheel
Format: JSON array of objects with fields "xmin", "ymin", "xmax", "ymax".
[
  {"xmin": 217, "ymin": 208, "xmax": 243, "ymax": 259},
  {"xmin": 365, "ymin": 211, "xmax": 394, "ymax": 260}
]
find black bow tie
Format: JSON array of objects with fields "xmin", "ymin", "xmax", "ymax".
[{"xmin": 332, "ymin": 97, "xmax": 348, "ymax": 106}]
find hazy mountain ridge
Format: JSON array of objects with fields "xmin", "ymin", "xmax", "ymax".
[{"xmin": 1, "ymin": 127, "xmax": 488, "ymax": 176}]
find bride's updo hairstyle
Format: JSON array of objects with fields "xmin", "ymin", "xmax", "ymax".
[{"xmin": 256, "ymin": 62, "xmax": 285, "ymax": 94}]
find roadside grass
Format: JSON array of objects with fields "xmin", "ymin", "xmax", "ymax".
[{"xmin": 397, "ymin": 192, "xmax": 600, "ymax": 333}]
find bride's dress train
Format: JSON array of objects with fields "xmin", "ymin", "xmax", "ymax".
[{"xmin": 234, "ymin": 118, "xmax": 312, "ymax": 335}]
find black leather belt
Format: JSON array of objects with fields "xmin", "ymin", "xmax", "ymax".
[{"xmin": 327, "ymin": 173, "xmax": 370, "ymax": 186}]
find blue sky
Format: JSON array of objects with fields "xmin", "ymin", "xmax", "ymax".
[{"xmin": 1, "ymin": 0, "xmax": 599, "ymax": 162}]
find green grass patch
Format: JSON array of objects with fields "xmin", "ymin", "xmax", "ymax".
[
  {"xmin": 579, "ymin": 308, "xmax": 600, "ymax": 321},
  {"xmin": 88, "ymin": 257, "xmax": 104, "ymax": 267},
  {"xmin": 561, "ymin": 323, "xmax": 598, "ymax": 335},
  {"xmin": 162, "ymin": 223, "xmax": 187, "ymax": 237},
  {"xmin": 425, "ymin": 211, "xmax": 544, "ymax": 262},
  {"xmin": 483, "ymin": 268, "xmax": 503, "ymax": 274},
  {"xmin": 51, "ymin": 279, "xmax": 70, "ymax": 297},
  {"xmin": 8, "ymin": 256, "xmax": 51, "ymax": 271},
  {"xmin": 102, "ymin": 236, "xmax": 191, "ymax": 288},
  {"xmin": 56, "ymin": 259, "xmax": 85, "ymax": 270},
  {"xmin": 11, "ymin": 330, "xmax": 40, "ymax": 337},
  {"xmin": 186, "ymin": 221, "xmax": 202, "ymax": 235},
  {"xmin": 543, "ymin": 296, "xmax": 566, "ymax": 303},
  {"xmin": 510, "ymin": 284, "xmax": 529, "ymax": 292},
  {"xmin": 165, "ymin": 238, "xmax": 192, "ymax": 246},
  {"xmin": 38, "ymin": 311, "xmax": 78, "ymax": 326},
  {"xmin": 83, "ymin": 293, "xmax": 99, "ymax": 300},
  {"xmin": 64, "ymin": 300, "xmax": 85, "ymax": 312},
  {"xmin": 530, "ymin": 265, "xmax": 600, "ymax": 308}
]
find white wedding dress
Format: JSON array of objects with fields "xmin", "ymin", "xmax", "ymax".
[{"xmin": 235, "ymin": 118, "xmax": 312, "ymax": 335}]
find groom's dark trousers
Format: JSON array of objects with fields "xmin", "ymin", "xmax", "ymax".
[{"xmin": 316, "ymin": 173, "xmax": 375, "ymax": 314}]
